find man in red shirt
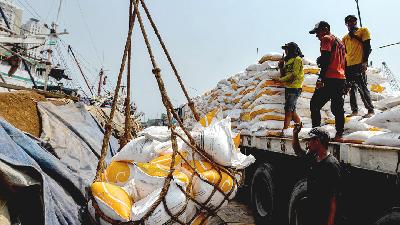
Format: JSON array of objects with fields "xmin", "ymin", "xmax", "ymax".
[{"xmin": 309, "ymin": 21, "xmax": 346, "ymax": 141}]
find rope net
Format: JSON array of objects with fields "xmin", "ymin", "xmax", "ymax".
[{"xmin": 88, "ymin": 1, "xmax": 246, "ymax": 224}]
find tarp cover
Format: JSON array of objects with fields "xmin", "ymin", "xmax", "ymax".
[
  {"xmin": 0, "ymin": 119, "xmax": 88, "ymax": 224},
  {"xmin": 38, "ymin": 102, "xmax": 118, "ymax": 190}
]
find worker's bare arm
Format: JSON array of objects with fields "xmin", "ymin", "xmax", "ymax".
[{"xmin": 292, "ymin": 123, "xmax": 306, "ymax": 157}]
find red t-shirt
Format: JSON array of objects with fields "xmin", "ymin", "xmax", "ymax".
[{"xmin": 320, "ymin": 34, "xmax": 346, "ymax": 79}]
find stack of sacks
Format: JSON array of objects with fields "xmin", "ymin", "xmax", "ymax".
[
  {"xmin": 181, "ymin": 52, "xmax": 325, "ymax": 137},
  {"xmin": 89, "ymin": 113, "xmax": 255, "ymax": 225},
  {"xmin": 181, "ymin": 51, "xmax": 399, "ymax": 145}
]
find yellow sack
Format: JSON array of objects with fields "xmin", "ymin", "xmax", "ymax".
[
  {"xmin": 181, "ymin": 160, "xmax": 214, "ymax": 176},
  {"xmin": 232, "ymin": 133, "xmax": 241, "ymax": 149},
  {"xmin": 371, "ymin": 84, "xmax": 385, "ymax": 93},
  {"xmin": 90, "ymin": 182, "xmax": 133, "ymax": 221},
  {"xmin": 199, "ymin": 109, "xmax": 218, "ymax": 127},
  {"xmin": 325, "ymin": 116, "xmax": 351, "ymax": 125},
  {"xmin": 101, "ymin": 161, "xmax": 134, "ymax": 185},
  {"xmin": 190, "ymin": 213, "xmax": 209, "ymax": 225},
  {"xmin": 304, "ymin": 68, "xmax": 320, "ymax": 74},
  {"xmin": 240, "ymin": 112, "xmax": 252, "ymax": 122},
  {"xmin": 302, "ymin": 85, "xmax": 315, "ymax": 93},
  {"xmin": 239, "ymin": 88, "xmax": 255, "ymax": 96},
  {"xmin": 231, "ymin": 83, "xmax": 238, "ymax": 91},
  {"xmin": 259, "ymin": 113, "xmax": 285, "ymax": 121},
  {"xmin": 250, "ymin": 108, "xmax": 276, "ymax": 119},
  {"xmin": 149, "ymin": 152, "xmax": 187, "ymax": 168},
  {"xmin": 192, "ymin": 169, "xmax": 237, "ymax": 209},
  {"xmin": 242, "ymin": 102, "xmax": 252, "ymax": 109},
  {"xmin": 259, "ymin": 54, "xmax": 282, "ymax": 63},
  {"xmin": 261, "ymin": 80, "xmax": 283, "ymax": 88},
  {"xmin": 255, "ymin": 89, "xmax": 282, "ymax": 100}
]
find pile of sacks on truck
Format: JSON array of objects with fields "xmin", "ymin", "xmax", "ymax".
[
  {"xmin": 88, "ymin": 115, "xmax": 255, "ymax": 224},
  {"xmin": 181, "ymin": 52, "xmax": 400, "ymax": 147}
]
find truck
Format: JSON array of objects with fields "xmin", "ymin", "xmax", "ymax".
[{"xmin": 240, "ymin": 135, "xmax": 400, "ymax": 225}]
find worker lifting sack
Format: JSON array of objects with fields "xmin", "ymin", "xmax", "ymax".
[{"xmin": 87, "ymin": 0, "xmax": 255, "ymax": 224}]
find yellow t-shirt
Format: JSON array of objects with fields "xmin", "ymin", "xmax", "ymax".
[
  {"xmin": 342, "ymin": 27, "xmax": 371, "ymax": 66},
  {"xmin": 278, "ymin": 56, "xmax": 304, "ymax": 88}
]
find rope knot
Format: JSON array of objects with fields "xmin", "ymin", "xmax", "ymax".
[{"xmin": 152, "ymin": 67, "xmax": 161, "ymax": 74}]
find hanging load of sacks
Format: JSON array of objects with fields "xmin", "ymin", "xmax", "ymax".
[
  {"xmin": 181, "ymin": 51, "xmax": 400, "ymax": 146},
  {"xmin": 88, "ymin": 113, "xmax": 255, "ymax": 224}
]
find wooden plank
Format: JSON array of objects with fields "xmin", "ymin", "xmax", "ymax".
[{"xmin": 0, "ymin": 82, "xmax": 79, "ymax": 101}]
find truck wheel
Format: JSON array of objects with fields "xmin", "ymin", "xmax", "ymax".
[
  {"xmin": 288, "ymin": 179, "xmax": 307, "ymax": 225},
  {"xmin": 374, "ymin": 209, "xmax": 400, "ymax": 225},
  {"xmin": 250, "ymin": 163, "xmax": 275, "ymax": 224}
]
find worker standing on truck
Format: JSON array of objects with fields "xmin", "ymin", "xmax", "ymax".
[
  {"xmin": 309, "ymin": 21, "xmax": 346, "ymax": 141},
  {"xmin": 292, "ymin": 123, "xmax": 341, "ymax": 225},
  {"xmin": 272, "ymin": 42, "xmax": 304, "ymax": 134},
  {"xmin": 342, "ymin": 15, "xmax": 375, "ymax": 118}
]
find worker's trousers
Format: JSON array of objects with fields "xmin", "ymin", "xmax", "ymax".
[
  {"xmin": 346, "ymin": 65, "xmax": 374, "ymax": 113},
  {"xmin": 310, "ymin": 78, "xmax": 346, "ymax": 135}
]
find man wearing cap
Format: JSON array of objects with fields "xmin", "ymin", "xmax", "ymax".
[
  {"xmin": 292, "ymin": 123, "xmax": 341, "ymax": 225},
  {"xmin": 309, "ymin": 21, "xmax": 346, "ymax": 141},
  {"xmin": 342, "ymin": 15, "xmax": 374, "ymax": 118}
]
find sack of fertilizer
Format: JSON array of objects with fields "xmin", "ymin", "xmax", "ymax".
[
  {"xmin": 131, "ymin": 181, "xmax": 196, "ymax": 224},
  {"xmin": 258, "ymin": 52, "xmax": 283, "ymax": 63},
  {"xmin": 365, "ymin": 132, "xmax": 400, "ymax": 147},
  {"xmin": 188, "ymin": 117, "xmax": 255, "ymax": 169},
  {"xmin": 343, "ymin": 131, "xmax": 386, "ymax": 144},
  {"xmin": 180, "ymin": 161, "xmax": 238, "ymax": 210},
  {"xmin": 88, "ymin": 182, "xmax": 133, "ymax": 225},
  {"xmin": 365, "ymin": 107, "xmax": 400, "ymax": 132}
]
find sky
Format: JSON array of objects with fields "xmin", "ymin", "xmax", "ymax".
[{"xmin": 16, "ymin": 0, "xmax": 400, "ymax": 120}]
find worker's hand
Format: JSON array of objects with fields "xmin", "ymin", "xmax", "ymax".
[
  {"xmin": 271, "ymin": 77, "xmax": 280, "ymax": 81},
  {"xmin": 278, "ymin": 59, "xmax": 284, "ymax": 69},
  {"xmin": 316, "ymin": 80, "xmax": 324, "ymax": 89},
  {"xmin": 293, "ymin": 122, "xmax": 303, "ymax": 135},
  {"xmin": 361, "ymin": 62, "xmax": 368, "ymax": 73}
]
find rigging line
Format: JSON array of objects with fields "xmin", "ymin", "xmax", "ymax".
[
  {"xmin": 14, "ymin": 0, "xmax": 41, "ymax": 20},
  {"xmin": 20, "ymin": 0, "xmax": 43, "ymax": 20},
  {"xmin": 56, "ymin": 0, "xmax": 63, "ymax": 23},
  {"xmin": 74, "ymin": 0, "xmax": 102, "ymax": 66},
  {"xmin": 59, "ymin": 38, "xmax": 98, "ymax": 73}
]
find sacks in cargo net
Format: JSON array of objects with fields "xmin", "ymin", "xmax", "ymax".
[{"xmin": 89, "ymin": 115, "xmax": 255, "ymax": 224}]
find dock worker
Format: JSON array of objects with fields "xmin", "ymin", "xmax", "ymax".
[
  {"xmin": 272, "ymin": 42, "xmax": 304, "ymax": 134},
  {"xmin": 292, "ymin": 123, "xmax": 341, "ymax": 225},
  {"xmin": 342, "ymin": 15, "xmax": 374, "ymax": 118},
  {"xmin": 309, "ymin": 21, "xmax": 346, "ymax": 141}
]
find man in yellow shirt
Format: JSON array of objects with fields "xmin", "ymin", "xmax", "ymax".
[
  {"xmin": 342, "ymin": 15, "xmax": 374, "ymax": 118},
  {"xmin": 272, "ymin": 42, "xmax": 304, "ymax": 132}
]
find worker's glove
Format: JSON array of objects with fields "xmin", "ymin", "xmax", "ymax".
[{"xmin": 315, "ymin": 78, "xmax": 324, "ymax": 89}]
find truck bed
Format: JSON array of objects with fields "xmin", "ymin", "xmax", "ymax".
[{"xmin": 241, "ymin": 135, "xmax": 400, "ymax": 175}]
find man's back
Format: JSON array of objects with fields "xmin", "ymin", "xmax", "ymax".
[{"xmin": 320, "ymin": 34, "xmax": 346, "ymax": 80}]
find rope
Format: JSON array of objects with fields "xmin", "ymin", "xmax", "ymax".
[
  {"xmin": 120, "ymin": 8, "xmax": 135, "ymax": 148},
  {"xmin": 91, "ymin": 1, "xmax": 239, "ymax": 224},
  {"xmin": 139, "ymin": 0, "xmax": 200, "ymax": 121},
  {"xmin": 93, "ymin": 0, "xmax": 136, "ymax": 182}
]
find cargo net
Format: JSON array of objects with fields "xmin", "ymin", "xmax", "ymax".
[{"xmin": 87, "ymin": 0, "xmax": 255, "ymax": 224}]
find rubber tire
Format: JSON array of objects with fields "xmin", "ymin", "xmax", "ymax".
[
  {"xmin": 374, "ymin": 209, "xmax": 400, "ymax": 225},
  {"xmin": 250, "ymin": 163, "xmax": 275, "ymax": 225},
  {"xmin": 288, "ymin": 179, "xmax": 308, "ymax": 225}
]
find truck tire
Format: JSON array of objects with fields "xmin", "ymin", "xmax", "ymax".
[
  {"xmin": 250, "ymin": 163, "xmax": 275, "ymax": 224},
  {"xmin": 374, "ymin": 209, "xmax": 400, "ymax": 225},
  {"xmin": 288, "ymin": 179, "xmax": 307, "ymax": 225}
]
